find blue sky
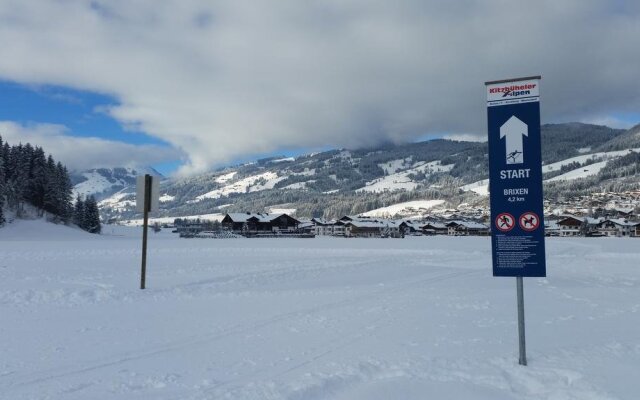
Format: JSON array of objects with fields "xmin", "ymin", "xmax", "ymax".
[{"xmin": 0, "ymin": 81, "xmax": 184, "ymax": 175}]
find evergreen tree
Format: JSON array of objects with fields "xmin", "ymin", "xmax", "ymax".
[
  {"xmin": 27, "ymin": 147, "xmax": 48, "ymax": 213},
  {"xmin": 0, "ymin": 136, "xmax": 5, "ymax": 226},
  {"xmin": 74, "ymin": 195, "xmax": 85, "ymax": 228},
  {"xmin": 57, "ymin": 163, "xmax": 73, "ymax": 223},
  {"xmin": 83, "ymin": 195, "xmax": 101, "ymax": 234}
]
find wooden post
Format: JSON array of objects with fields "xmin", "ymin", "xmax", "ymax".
[{"xmin": 140, "ymin": 174, "xmax": 151, "ymax": 289}]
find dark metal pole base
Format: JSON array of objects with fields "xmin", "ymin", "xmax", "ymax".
[{"xmin": 517, "ymin": 276, "xmax": 527, "ymax": 366}]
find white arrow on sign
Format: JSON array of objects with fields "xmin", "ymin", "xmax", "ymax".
[{"xmin": 500, "ymin": 116, "xmax": 528, "ymax": 164}]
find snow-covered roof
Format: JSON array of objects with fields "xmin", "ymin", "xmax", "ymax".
[
  {"xmin": 447, "ymin": 220, "xmax": 489, "ymax": 229},
  {"xmin": 422, "ymin": 222, "xmax": 447, "ymax": 229},
  {"xmin": 600, "ymin": 218, "xmax": 640, "ymax": 227},
  {"xmin": 545, "ymin": 221, "xmax": 561, "ymax": 230},
  {"xmin": 224, "ymin": 212, "xmax": 290, "ymax": 223},
  {"xmin": 344, "ymin": 219, "xmax": 401, "ymax": 228},
  {"xmin": 558, "ymin": 215, "xmax": 603, "ymax": 225}
]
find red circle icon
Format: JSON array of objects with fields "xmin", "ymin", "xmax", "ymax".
[
  {"xmin": 495, "ymin": 213, "xmax": 515, "ymax": 232},
  {"xmin": 519, "ymin": 212, "xmax": 540, "ymax": 231}
]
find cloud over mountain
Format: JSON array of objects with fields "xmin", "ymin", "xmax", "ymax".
[
  {"xmin": 0, "ymin": 121, "xmax": 182, "ymax": 171},
  {"xmin": 1, "ymin": 1, "xmax": 639, "ymax": 174}
]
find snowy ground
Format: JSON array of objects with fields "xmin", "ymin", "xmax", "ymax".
[
  {"xmin": 361, "ymin": 200, "xmax": 445, "ymax": 218},
  {"xmin": 1, "ymin": 221, "xmax": 639, "ymax": 400}
]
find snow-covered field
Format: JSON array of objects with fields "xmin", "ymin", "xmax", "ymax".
[
  {"xmin": 361, "ymin": 200, "xmax": 445, "ymax": 218},
  {"xmin": 546, "ymin": 160, "xmax": 609, "ymax": 182},
  {"xmin": 1, "ymin": 221, "xmax": 639, "ymax": 400}
]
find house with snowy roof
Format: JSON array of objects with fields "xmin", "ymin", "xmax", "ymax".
[
  {"xmin": 341, "ymin": 218, "xmax": 403, "ymax": 238},
  {"xmin": 221, "ymin": 213, "xmax": 300, "ymax": 234},
  {"xmin": 445, "ymin": 221, "xmax": 490, "ymax": 236},
  {"xmin": 595, "ymin": 219, "xmax": 640, "ymax": 237},
  {"xmin": 421, "ymin": 221, "xmax": 448, "ymax": 235},
  {"xmin": 310, "ymin": 217, "xmax": 338, "ymax": 236},
  {"xmin": 557, "ymin": 215, "xmax": 603, "ymax": 237},
  {"xmin": 544, "ymin": 219, "xmax": 561, "ymax": 236},
  {"xmin": 398, "ymin": 220, "xmax": 424, "ymax": 235}
]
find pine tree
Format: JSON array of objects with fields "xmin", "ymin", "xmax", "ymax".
[
  {"xmin": 28, "ymin": 147, "xmax": 48, "ymax": 213},
  {"xmin": 0, "ymin": 136, "xmax": 5, "ymax": 226},
  {"xmin": 74, "ymin": 195, "xmax": 85, "ymax": 228},
  {"xmin": 57, "ymin": 163, "xmax": 73, "ymax": 224},
  {"xmin": 83, "ymin": 195, "xmax": 101, "ymax": 234}
]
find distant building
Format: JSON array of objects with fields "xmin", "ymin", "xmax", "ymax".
[
  {"xmin": 343, "ymin": 220, "xmax": 402, "ymax": 238},
  {"xmin": 445, "ymin": 221, "xmax": 490, "ymax": 236},
  {"xmin": 311, "ymin": 217, "xmax": 336, "ymax": 236},
  {"xmin": 399, "ymin": 220, "xmax": 424, "ymax": 235},
  {"xmin": 595, "ymin": 219, "xmax": 640, "ymax": 237},
  {"xmin": 421, "ymin": 221, "xmax": 448, "ymax": 235},
  {"xmin": 335, "ymin": 216, "xmax": 403, "ymax": 238},
  {"xmin": 556, "ymin": 215, "xmax": 602, "ymax": 237},
  {"xmin": 544, "ymin": 219, "xmax": 561, "ymax": 236},
  {"xmin": 221, "ymin": 213, "xmax": 300, "ymax": 235}
]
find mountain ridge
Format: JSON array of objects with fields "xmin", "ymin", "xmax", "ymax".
[{"xmin": 79, "ymin": 122, "xmax": 639, "ymax": 221}]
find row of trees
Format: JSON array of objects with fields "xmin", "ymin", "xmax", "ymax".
[
  {"xmin": 0, "ymin": 135, "xmax": 100, "ymax": 233},
  {"xmin": 73, "ymin": 195, "xmax": 101, "ymax": 234}
]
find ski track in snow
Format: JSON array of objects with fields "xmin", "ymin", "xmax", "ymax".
[{"xmin": 1, "ymin": 225, "xmax": 639, "ymax": 399}]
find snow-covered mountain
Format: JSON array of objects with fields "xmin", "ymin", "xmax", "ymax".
[
  {"xmin": 95, "ymin": 123, "xmax": 640, "ymax": 221},
  {"xmin": 71, "ymin": 167, "xmax": 163, "ymax": 200}
]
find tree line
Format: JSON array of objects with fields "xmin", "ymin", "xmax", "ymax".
[{"xmin": 0, "ymin": 135, "xmax": 100, "ymax": 233}]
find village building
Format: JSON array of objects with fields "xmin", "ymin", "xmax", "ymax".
[
  {"xmin": 297, "ymin": 220, "xmax": 316, "ymax": 235},
  {"xmin": 310, "ymin": 217, "xmax": 336, "ymax": 236},
  {"xmin": 221, "ymin": 213, "xmax": 300, "ymax": 235},
  {"xmin": 421, "ymin": 221, "xmax": 448, "ymax": 235},
  {"xmin": 399, "ymin": 220, "xmax": 424, "ymax": 235},
  {"xmin": 544, "ymin": 219, "xmax": 561, "ymax": 236},
  {"xmin": 556, "ymin": 215, "xmax": 602, "ymax": 237},
  {"xmin": 445, "ymin": 221, "xmax": 490, "ymax": 236},
  {"xmin": 344, "ymin": 219, "xmax": 404, "ymax": 238},
  {"xmin": 332, "ymin": 220, "xmax": 347, "ymax": 236},
  {"xmin": 595, "ymin": 219, "xmax": 640, "ymax": 237}
]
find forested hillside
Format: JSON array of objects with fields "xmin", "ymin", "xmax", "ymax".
[
  {"xmin": 0, "ymin": 135, "xmax": 100, "ymax": 233},
  {"xmin": 85, "ymin": 122, "xmax": 639, "ymax": 221}
]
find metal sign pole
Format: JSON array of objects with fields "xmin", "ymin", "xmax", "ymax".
[
  {"xmin": 516, "ymin": 276, "xmax": 527, "ymax": 365},
  {"xmin": 140, "ymin": 174, "xmax": 151, "ymax": 289}
]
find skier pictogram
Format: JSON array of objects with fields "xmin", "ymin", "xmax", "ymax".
[
  {"xmin": 519, "ymin": 212, "xmax": 540, "ymax": 231},
  {"xmin": 500, "ymin": 116, "xmax": 528, "ymax": 164},
  {"xmin": 495, "ymin": 213, "xmax": 515, "ymax": 232},
  {"xmin": 506, "ymin": 150, "xmax": 522, "ymax": 164}
]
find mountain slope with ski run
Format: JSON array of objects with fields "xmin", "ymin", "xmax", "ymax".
[
  {"xmin": 84, "ymin": 122, "xmax": 640, "ymax": 220},
  {"xmin": 1, "ymin": 221, "xmax": 639, "ymax": 399},
  {"xmin": 71, "ymin": 167, "xmax": 163, "ymax": 199}
]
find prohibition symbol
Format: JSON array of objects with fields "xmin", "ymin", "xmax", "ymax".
[
  {"xmin": 495, "ymin": 213, "xmax": 515, "ymax": 232},
  {"xmin": 519, "ymin": 212, "xmax": 540, "ymax": 231}
]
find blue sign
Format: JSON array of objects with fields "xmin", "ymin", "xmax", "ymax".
[{"xmin": 486, "ymin": 77, "xmax": 546, "ymax": 277}]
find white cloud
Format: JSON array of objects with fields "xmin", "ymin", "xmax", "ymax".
[
  {"xmin": 0, "ymin": 121, "xmax": 183, "ymax": 171},
  {"xmin": 0, "ymin": 1, "xmax": 639, "ymax": 174}
]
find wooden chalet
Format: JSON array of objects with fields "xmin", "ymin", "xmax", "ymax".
[
  {"xmin": 445, "ymin": 221, "xmax": 490, "ymax": 236},
  {"xmin": 421, "ymin": 221, "xmax": 448, "ymax": 235},
  {"xmin": 595, "ymin": 219, "xmax": 640, "ymax": 237},
  {"xmin": 557, "ymin": 216, "xmax": 602, "ymax": 237},
  {"xmin": 221, "ymin": 213, "xmax": 300, "ymax": 234}
]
